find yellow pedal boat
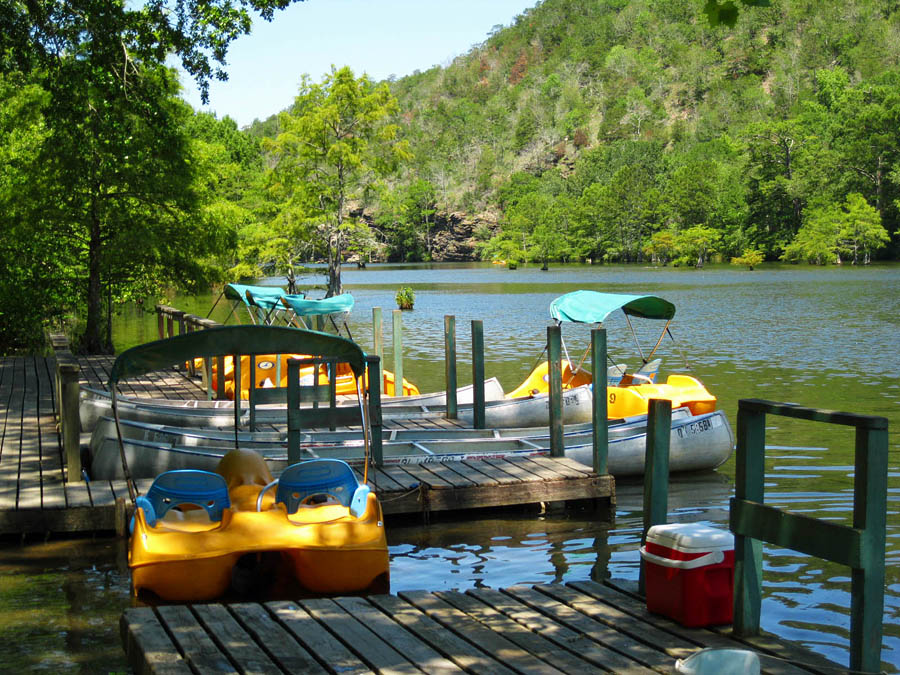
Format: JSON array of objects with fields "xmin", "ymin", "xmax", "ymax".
[
  {"xmin": 129, "ymin": 449, "xmax": 389, "ymax": 603},
  {"xmin": 504, "ymin": 291, "xmax": 719, "ymax": 419}
]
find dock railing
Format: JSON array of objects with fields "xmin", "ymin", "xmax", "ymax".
[{"xmin": 730, "ymin": 398, "xmax": 888, "ymax": 674}]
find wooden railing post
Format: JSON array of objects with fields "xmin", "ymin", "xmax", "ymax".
[
  {"xmin": 729, "ymin": 399, "xmax": 888, "ymax": 673},
  {"xmin": 471, "ymin": 320, "xmax": 485, "ymax": 429},
  {"xmin": 444, "ymin": 315, "xmax": 457, "ymax": 419},
  {"xmin": 853, "ymin": 424, "xmax": 888, "ymax": 666},
  {"xmin": 547, "ymin": 324, "xmax": 563, "ymax": 456},
  {"xmin": 392, "ymin": 310, "xmax": 403, "ymax": 398},
  {"xmin": 639, "ymin": 398, "xmax": 672, "ymax": 594},
  {"xmin": 732, "ymin": 401, "xmax": 767, "ymax": 637},
  {"xmin": 591, "ymin": 327, "xmax": 608, "ymax": 474},
  {"xmin": 156, "ymin": 305, "xmax": 165, "ymax": 339}
]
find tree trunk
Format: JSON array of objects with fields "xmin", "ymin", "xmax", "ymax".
[{"xmin": 83, "ymin": 196, "xmax": 105, "ymax": 353}]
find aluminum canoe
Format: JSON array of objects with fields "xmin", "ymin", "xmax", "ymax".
[{"xmin": 89, "ymin": 409, "xmax": 733, "ymax": 480}]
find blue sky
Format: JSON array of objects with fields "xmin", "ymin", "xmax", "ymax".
[{"xmin": 181, "ymin": 0, "xmax": 538, "ymax": 128}]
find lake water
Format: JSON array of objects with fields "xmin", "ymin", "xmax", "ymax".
[{"xmin": 1, "ymin": 262, "xmax": 897, "ymax": 672}]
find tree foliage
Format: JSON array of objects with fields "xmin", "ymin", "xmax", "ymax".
[{"xmin": 265, "ymin": 67, "xmax": 409, "ymax": 296}]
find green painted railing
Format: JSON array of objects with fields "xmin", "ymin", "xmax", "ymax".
[{"xmin": 730, "ymin": 398, "xmax": 888, "ymax": 674}]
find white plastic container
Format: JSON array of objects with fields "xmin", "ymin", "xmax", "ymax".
[{"xmin": 675, "ymin": 648, "xmax": 760, "ymax": 675}]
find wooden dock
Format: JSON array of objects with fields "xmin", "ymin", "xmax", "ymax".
[
  {"xmin": 120, "ymin": 579, "xmax": 844, "ymax": 674},
  {"xmin": 0, "ymin": 354, "xmax": 611, "ymax": 536}
]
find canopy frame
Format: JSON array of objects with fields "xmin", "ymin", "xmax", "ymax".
[{"xmin": 107, "ymin": 325, "xmax": 369, "ymax": 504}]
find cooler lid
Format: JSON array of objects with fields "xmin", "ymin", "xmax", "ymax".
[{"xmin": 646, "ymin": 523, "xmax": 734, "ymax": 553}]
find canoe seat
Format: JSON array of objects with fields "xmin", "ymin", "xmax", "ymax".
[
  {"xmin": 258, "ymin": 459, "xmax": 370, "ymax": 517},
  {"xmin": 135, "ymin": 470, "xmax": 231, "ymax": 529}
]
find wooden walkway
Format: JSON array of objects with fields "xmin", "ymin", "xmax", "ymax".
[
  {"xmin": 121, "ymin": 579, "xmax": 843, "ymax": 674},
  {"xmin": 0, "ymin": 355, "xmax": 611, "ymax": 535}
]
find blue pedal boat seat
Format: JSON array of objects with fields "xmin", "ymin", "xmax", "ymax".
[
  {"xmin": 135, "ymin": 469, "xmax": 231, "ymax": 529},
  {"xmin": 257, "ymin": 459, "xmax": 371, "ymax": 517}
]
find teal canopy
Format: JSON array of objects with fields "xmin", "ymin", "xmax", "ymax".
[
  {"xmin": 281, "ymin": 293, "xmax": 355, "ymax": 317},
  {"xmin": 108, "ymin": 325, "xmax": 367, "ymax": 387},
  {"xmin": 549, "ymin": 291, "xmax": 676, "ymax": 324},
  {"xmin": 223, "ymin": 283, "xmax": 286, "ymax": 309}
]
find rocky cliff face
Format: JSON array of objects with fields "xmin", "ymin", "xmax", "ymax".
[
  {"xmin": 428, "ymin": 211, "xmax": 499, "ymax": 262},
  {"xmin": 355, "ymin": 206, "xmax": 500, "ymax": 262}
]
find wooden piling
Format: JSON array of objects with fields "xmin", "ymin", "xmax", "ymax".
[
  {"xmin": 591, "ymin": 327, "xmax": 608, "ymax": 474},
  {"xmin": 444, "ymin": 315, "xmax": 457, "ymax": 419},
  {"xmin": 639, "ymin": 398, "xmax": 672, "ymax": 595},
  {"xmin": 392, "ymin": 310, "xmax": 403, "ymax": 398},
  {"xmin": 471, "ymin": 320, "xmax": 485, "ymax": 429},
  {"xmin": 547, "ymin": 325, "xmax": 563, "ymax": 457}
]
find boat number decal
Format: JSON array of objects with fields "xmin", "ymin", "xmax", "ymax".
[
  {"xmin": 676, "ymin": 417, "xmax": 713, "ymax": 438},
  {"xmin": 609, "ymin": 393, "xmax": 616, "ymax": 404},
  {"xmin": 258, "ymin": 361, "xmax": 275, "ymax": 370}
]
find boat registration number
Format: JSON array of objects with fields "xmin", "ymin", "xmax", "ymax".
[{"xmin": 675, "ymin": 416, "xmax": 717, "ymax": 438}]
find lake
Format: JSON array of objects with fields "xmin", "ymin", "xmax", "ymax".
[{"xmin": 1, "ymin": 262, "xmax": 897, "ymax": 672}]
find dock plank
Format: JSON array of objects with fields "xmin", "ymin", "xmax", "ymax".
[
  {"xmin": 368, "ymin": 594, "xmax": 517, "ymax": 675},
  {"xmin": 192, "ymin": 603, "xmax": 280, "ymax": 675},
  {"xmin": 155, "ymin": 605, "xmax": 236, "ymax": 674},
  {"xmin": 228, "ymin": 603, "xmax": 325, "ymax": 673},
  {"xmin": 299, "ymin": 597, "xmax": 420, "ymax": 674},
  {"xmin": 333, "ymin": 596, "xmax": 463, "ymax": 674},
  {"xmin": 436, "ymin": 590, "xmax": 610, "ymax": 675},
  {"xmin": 468, "ymin": 587, "xmax": 656, "ymax": 673},
  {"xmin": 503, "ymin": 584, "xmax": 682, "ymax": 671},
  {"xmin": 266, "ymin": 600, "xmax": 373, "ymax": 675},
  {"xmin": 400, "ymin": 589, "xmax": 567, "ymax": 674},
  {"xmin": 120, "ymin": 607, "xmax": 193, "ymax": 675}
]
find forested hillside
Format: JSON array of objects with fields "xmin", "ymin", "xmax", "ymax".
[{"xmin": 368, "ymin": 0, "xmax": 899, "ymax": 267}]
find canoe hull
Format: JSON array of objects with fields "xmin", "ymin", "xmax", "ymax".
[
  {"xmin": 92, "ymin": 410, "xmax": 733, "ymax": 480},
  {"xmin": 79, "ymin": 378, "xmax": 505, "ymax": 432}
]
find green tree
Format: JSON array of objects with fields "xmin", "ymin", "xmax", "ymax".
[
  {"xmin": 0, "ymin": 0, "xmax": 306, "ymax": 353},
  {"xmin": 675, "ymin": 226, "xmax": 722, "ymax": 267},
  {"xmin": 836, "ymin": 193, "xmax": 889, "ymax": 264},
  {"xmin": 267, "ymin": 67, "xmax": 410, "ymax": 296},
  {"xmin": 643, "ymin": 231, "xmax": 677, "ymax": 265},
  {"xmin": 781, "ymin": 204, "xmax": 841, "ymax": 265}
]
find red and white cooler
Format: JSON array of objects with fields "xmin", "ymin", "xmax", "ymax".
[{"xmin": 640, "ymin": 522, "xmax": 735, "ymax": 627}]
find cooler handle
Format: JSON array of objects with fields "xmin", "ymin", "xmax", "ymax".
[{"xmin": 639, "ymin": 547, "xmax": 725, "ymax": 570}]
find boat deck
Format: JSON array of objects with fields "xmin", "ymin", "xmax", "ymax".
[
  {"xmin": 121, "ymin": 579, "xmax": 843, "ymax": 674},
  {"xmin": 0, "ymin": 355, "xmax": 611, "ymax": 536}
]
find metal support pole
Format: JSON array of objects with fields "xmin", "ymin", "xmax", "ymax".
[
  {"xmin": 471, "ymin": 320, "xmax": 485, "ymax": 429},
  {"xmin": 444, "ymin": 315, "xmax": 458, "ymax": 419}
]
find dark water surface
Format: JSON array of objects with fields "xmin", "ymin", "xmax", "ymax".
[{"xmin": 1, "ymin": 262, "xmax": 897, "ymax": 672}]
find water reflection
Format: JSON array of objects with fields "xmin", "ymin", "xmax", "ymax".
[
  {"xmin": 0, "ymin": 538, "xmax": 131, "ymax": 673},
  {"xmin": 387, "ymin": 504, "xmax": 614, "ymax": 592}
]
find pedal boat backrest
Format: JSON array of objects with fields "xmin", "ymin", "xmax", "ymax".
[
  {"xmin": 256, "ymin": 459, "xmax": 370, "ymax": 517},
  {"xmin": 135, "ymin": 469, "xmax": 231, "ymax": 529},
  {"xmin": 618, "ymin": 358, "xmax": 662, "ymax": 386}
]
